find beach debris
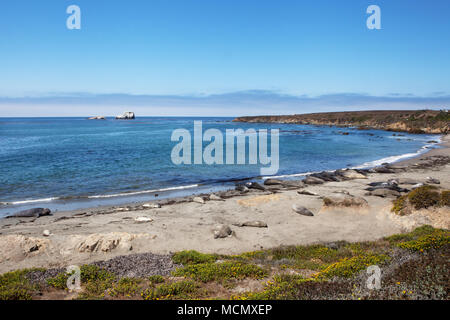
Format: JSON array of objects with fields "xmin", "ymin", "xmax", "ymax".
[
  {"xmin": 303, "ymin": 176, "xmax": 325, "ymax": 185},
  {"xmin": 365, "ymin": 189, "xmax": 401, "ymax": 198},
  {"xmin": 6, "ymin": 208, "xmax": 52, "ymax": 219},
  {"xmin": 292, "ymin": 204, "xmax": 314, "ymax": 216},
  {"xmin": 426, "ymin": 177, "xmax": 440, "ymax": 184},
  {"xmin": 213, "ymin": 224, "xmax": 233, "ymax": 239},
  {"xmin": 53, "ymin": 216, "xmax": 74, "ymax": 222},
  {"xmin": 338, "ymin": 169, "xmax": 367, "ymax": 180},
  {"xmin": 263, "ymin": 179, "xmax": 283, "ymax": 186},
  {"xmin": 246, "ymin": 182, "xmax": 266, "ymax": 191},
  {"xmin": 135, "ymin": 217, "xmax": 154, "ymax": 223},
  {"xmin": 142, "ymin": 203, "xmax": 161, "ymax": 209},
  {"xmin": 193, "ymin": 197, "xmax": 206, "ymax": 204},
  {"xmin": 73, "ymin": 212, "xmax": 88, "ymax": 217},
  {"xmin": 209, "ymin": 194, "xmax": 224, "ymax": 201},
  {"xmin": 322, "ymin": 195, "xmax": 368, "ymax": 208},
  {"xmin": 297, "ymin": 190, "xmax": 319, "ymax": 196},
  {"xmin": 115, "ymin": 111, "xmax": 135, "ymax": 120},
  {"xmin": 42, "ymin": 230, "xmax": 51, "ymax": 237},
  {"xmin": 233, "ymin": 221, "xmax": 268, "ymax": 228}
]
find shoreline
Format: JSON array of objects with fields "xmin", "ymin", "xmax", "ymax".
[
  {"xmin": 0, "ymin": 135, "xmax": 448, "ymax": 274},
  {"xmin": 0, "ymin": 132, "xmax": 444, "ymax": 218}
]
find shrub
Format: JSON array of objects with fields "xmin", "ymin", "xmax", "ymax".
[
  {"xmin": 364, "ymin": 246, "xmax": 449, "ymax": 300},
  {"xmin": 230, "ymin": 250, "xmax": 267, "ymax": 261},
  {"xmin": 397, "ymin": 231, "xmax": 450, "ymax": 252},
  {"xmin": 391, "ymin": 195, "xmax": 408, "ymax": 215},
  {"xmin": 109, "ymin": 278, "xmax": 143, "ymax": 297},
  {"xmin": 46, "ymin": 272, "xmax": 70, "ymax": 290},
  {"xmin": 0, "ymin": 269, "xmax": 41, "ymax": 300},
  {"xmin": 440, "ymin": 190, "xmax": 450, "ymax": 207},
  {"xmin": 242, "ymin": 275, "xmax": 353, "ymax": 300},
  {"xmin": 172, "ymin": 250, "xmax": 217, "ymax": 265},
  {"xmin": 141, "ymin": 280, "xmax": 199, "ymax": 300},
  {"xmin": 267, "ymin": 244, "xmax": 354, "ymax": 270},
  {"xmin": 408, "ymin": 185, "xmax": 440, "ymax": 210},
  {"xmin": 243, "ymin": 276, "xmax": 312, "ymax": 300},
  {"xmin": 434, "ymin": 111, "xmax": 450, "ymax": 122},
  {"xmin": 385, "ymin": 225, "xmax": 438, "ymax": 244},
  {"xmin": 148, "ymin": 275, "xmax": 165, "ymax": 285},
  {"xmin": 173, "ymin": 261, "xmax": 267, "ymax": 283},
  {"xmin": 316, "ymin": 254, "xmax": 389, "ymax": 279},
  {"xmin": 47, "ymin": 264, "xmax": 116, "ymax": 299}
]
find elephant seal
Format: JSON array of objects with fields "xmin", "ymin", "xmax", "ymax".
[{"xmin": 6, "ymin": 208, "xmax": 52, "ymax": 218}]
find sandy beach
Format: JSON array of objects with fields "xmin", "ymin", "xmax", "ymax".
[{"xmin": 0, "ymin": 135, "xmax": 448, "ymax": 274}]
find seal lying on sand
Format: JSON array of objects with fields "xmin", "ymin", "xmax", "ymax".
[{"xmin": 6, "ymin": 208, "xmax": 52, "ymax": 218}]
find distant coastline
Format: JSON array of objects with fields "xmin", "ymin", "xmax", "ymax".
[{"xmin": 233, "ymin": 110, "xmax": 450, "ymax": 134}]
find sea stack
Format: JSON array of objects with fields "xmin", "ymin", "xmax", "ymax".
[{"xmin": 115, "ymin": 112, "xmax": 135, "ymax": 120}]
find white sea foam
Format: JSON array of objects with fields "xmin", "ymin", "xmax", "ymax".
[
  {"xmin": 262, "ymin": 169, "xmax": 337, "ymax": 180},
  {"xmin": 0, "ymin": 197, "xmax": 59, "ymax": 206},
  {"xmin": 351, "ymin": 138, "xmax": 441, "ymax": 169},
  {"xmin": 1, "ymin": 184, "xmax": 200, "ymax": 205},
  {"xmin": 263, "ymin": 136, "xmax": 442, "ymax": 178},
  {"xmin": 261, "ymin": 171, "xmax": 317, "ymax": 180},
  {"xmin": 87, "ymin": 184, "xmax": 199, "ymax": 199}
]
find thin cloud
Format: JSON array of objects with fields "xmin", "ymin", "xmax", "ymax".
[{"xmin": 0, "ymin": 91, "xmax": 448, "ymax": 117}]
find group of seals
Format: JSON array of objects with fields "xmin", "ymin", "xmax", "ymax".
[{"xmin": 6, "ymin": 208, "xmax": 52, "ymax": 219}]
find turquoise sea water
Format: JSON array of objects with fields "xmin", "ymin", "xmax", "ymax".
[{"xmin": 0, "ymin": 117, "xmax": 440, "ymax": 216}]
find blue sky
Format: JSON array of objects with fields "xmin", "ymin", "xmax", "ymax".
[{"xmin": 0, "ymin": 0, "xmax": 449, "ymax": 116}]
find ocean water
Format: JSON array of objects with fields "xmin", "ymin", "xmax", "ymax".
[{"xmin": 0, "ymin": 117, "xmax": 440, "ymax": 216}]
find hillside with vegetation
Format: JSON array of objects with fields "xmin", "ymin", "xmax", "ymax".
[
  {"xmin": 233, "ymin": 110, "xmax": 450, "ymax": 134},
  {"xmin": 0, "ymin": 226, "xmax": 448, "ymax": 300}
]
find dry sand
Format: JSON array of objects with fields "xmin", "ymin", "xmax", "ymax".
[{"xmin": 0, "ymin": 136, "xmax": 449, "ymax": 274}]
